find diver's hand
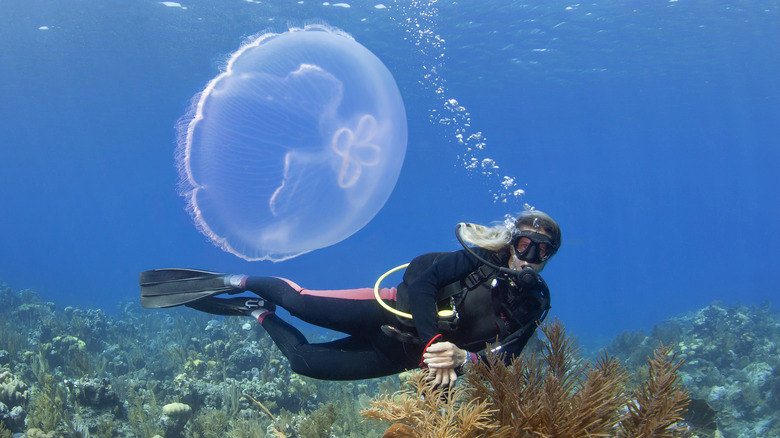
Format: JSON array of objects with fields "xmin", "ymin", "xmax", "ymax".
[
  {"xmin": 423, "ymin": 342, "xmax": 467, "ymax": 387},
  {"xmin": 423, "ymin": 341, "xmax": 467, "ymax": 368},
  {"xmin": 427, "ymin": 366, "xmax": 457, "ymax": 387}
]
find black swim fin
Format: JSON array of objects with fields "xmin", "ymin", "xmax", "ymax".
[
  {"xmin": 185, "ymin": 296, "xmax": 275, "ymax": 317},
  {"xmin": 139, "ymin": 268, "xmax": 241, "ymax": 309}
]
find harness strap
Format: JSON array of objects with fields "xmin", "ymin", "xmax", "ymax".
[
  {"xmin": 476, "ymin": 282, "xmax": 552, "ymax": 356},
  {"xmin": 463, "ymin": 255, "xmax": 502, "ymax": 290}
]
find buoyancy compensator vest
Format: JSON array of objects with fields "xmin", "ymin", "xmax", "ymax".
[{"xmin": 381, "ymin": 250, "xmax": 551, "ymax": 353}]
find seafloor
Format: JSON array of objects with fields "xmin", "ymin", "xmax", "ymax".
[{"xmin": 0, "ymin": 280, "xmax": 777, "ymax": 437}]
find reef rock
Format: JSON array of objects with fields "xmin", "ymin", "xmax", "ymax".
[
  {"xmin": 64, "ymin": 377, "xmax": 123, "ymax": 412},
  {"xmin": 0, "ymin": 370, "xmax": 29, "ymax": 432}
]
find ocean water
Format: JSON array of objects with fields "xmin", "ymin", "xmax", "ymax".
[{"xmin": 1, "ymin": 0, "xmax": 778, "ymax": 347}]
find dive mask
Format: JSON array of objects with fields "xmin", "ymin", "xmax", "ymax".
[{"xmin": 511, "ymin": 230, "xmax": 558, "ymax": 264}]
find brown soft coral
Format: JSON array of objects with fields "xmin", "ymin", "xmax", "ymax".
[
  {"xmin": 467, "ymin": 318, "xmax": 632, "ymax": 436},
  {"xmin": 363, "ymin": 318, "xmax": 691, "ymax": 438},
  {"xmin": 362, "ymin": 369, "xmax": 498, "ymax": 437},
  {"xmin": 619, "ymin": 343, "xmax": 691, "ymax": 437}
]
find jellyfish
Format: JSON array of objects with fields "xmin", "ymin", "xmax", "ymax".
[{"xmin": 176, "ymin": 25, "xmax": 407, "ymax": 261}]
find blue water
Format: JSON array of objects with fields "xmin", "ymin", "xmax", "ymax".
[{"xmin": 1, "ymin": 0, "xmax": 778, "ymax": 345}]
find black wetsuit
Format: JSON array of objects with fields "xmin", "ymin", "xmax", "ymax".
[{"xmin": 247, "ymin": 248, "xmax": 545, "ymax": 380}]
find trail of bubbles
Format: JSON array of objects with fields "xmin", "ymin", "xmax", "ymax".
[{"xmin": 390, "ymin": 0, "xmax": 525, "ymax": 204}]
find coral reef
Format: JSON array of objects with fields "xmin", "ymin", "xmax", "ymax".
[
  {"xmin": 363, "ymin": 318, "xmax": 690, "ymax": 437},
  {"xmin": 0, "ymin": 281, "xmax": 389, "ymax": 437},
  {"xmin": 1, "ymin": 279, "xmax": 775, "ymax": 437},
  {"xmin": 161, "ymin": 402, "xmax": 193, "ymax": 437},
  {"xmin": 608, "ymin": 301, "xmax": 779, "ymax": 438},
  {"xmin": 0, "ymin": 370, "xmax": 29, "ymax": 432}
]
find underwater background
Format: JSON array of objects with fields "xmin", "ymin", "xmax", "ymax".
[{"xmin": 1, "ymin": 0, "xmax": 779, "ymax": 436}]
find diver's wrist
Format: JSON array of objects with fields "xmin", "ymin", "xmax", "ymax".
[{"xmin": 456, "ymin": 351, "xmax": 478, "ymax": 374}]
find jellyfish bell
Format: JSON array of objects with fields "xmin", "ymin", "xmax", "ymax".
[{"xmin": 176, "ymin": 25, "xmax": 407, "ymax": 261}]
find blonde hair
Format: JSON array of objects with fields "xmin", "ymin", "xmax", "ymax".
[
  {"xmin": 458, "ymin": 209, "xmax": 562, "ymax": 254},
  {"xmin": 457, "ymin": 222, "xmax": 513, "ymax": 252}
]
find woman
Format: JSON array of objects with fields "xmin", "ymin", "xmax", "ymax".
[{"xmin": 139, "ymin": 209, "xmax": 561, "ymax": 385}]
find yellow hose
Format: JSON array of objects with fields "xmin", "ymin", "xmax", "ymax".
[{"xmin": 373, "ymin": 263, "xmax": 412, "ymax": 319}]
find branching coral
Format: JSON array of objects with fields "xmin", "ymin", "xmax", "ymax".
[
  {"xmin": 362, "ymin": 369, "xmax": 498, "ymax": 437},
  {"xmin": 0, "ymin": 421, "xmax": 12, "ymax": 438},
  {"xmin": 363, "ymin": 318, "xmax": 691, "ymax": 438},
  {"xmin": 619, "ymin": 344, "xmax": 690, "ymax": 437},
  {"xmin": 466, "ymin": 319, "xmax": 631, "ymax": 436}
]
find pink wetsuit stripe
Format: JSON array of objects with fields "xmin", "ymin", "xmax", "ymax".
[
  {"xmin": 275, "ymin": 277, "xmax": 397, "ymax": 301},
  {"xmin": 276, "ymin": 277, "xmax": 304, "ymax": 290},
  {"xmin": 301, "ymin": 287, "xmax": 397, "ymax": 301}
]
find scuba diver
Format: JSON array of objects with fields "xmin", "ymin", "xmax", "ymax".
[{"xmin": 139, "ymin": 210, "xmax": 561, "ymax": 386}]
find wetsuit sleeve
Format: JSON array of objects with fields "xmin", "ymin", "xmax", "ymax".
[{"xmin": 406, "ymin": 248, "xmax": 489, "ymax": 344}]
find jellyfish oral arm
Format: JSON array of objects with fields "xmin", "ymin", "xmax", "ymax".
[{"xmin": 332, "ymin": 114, "xmax": 382, "ymax": 188}]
